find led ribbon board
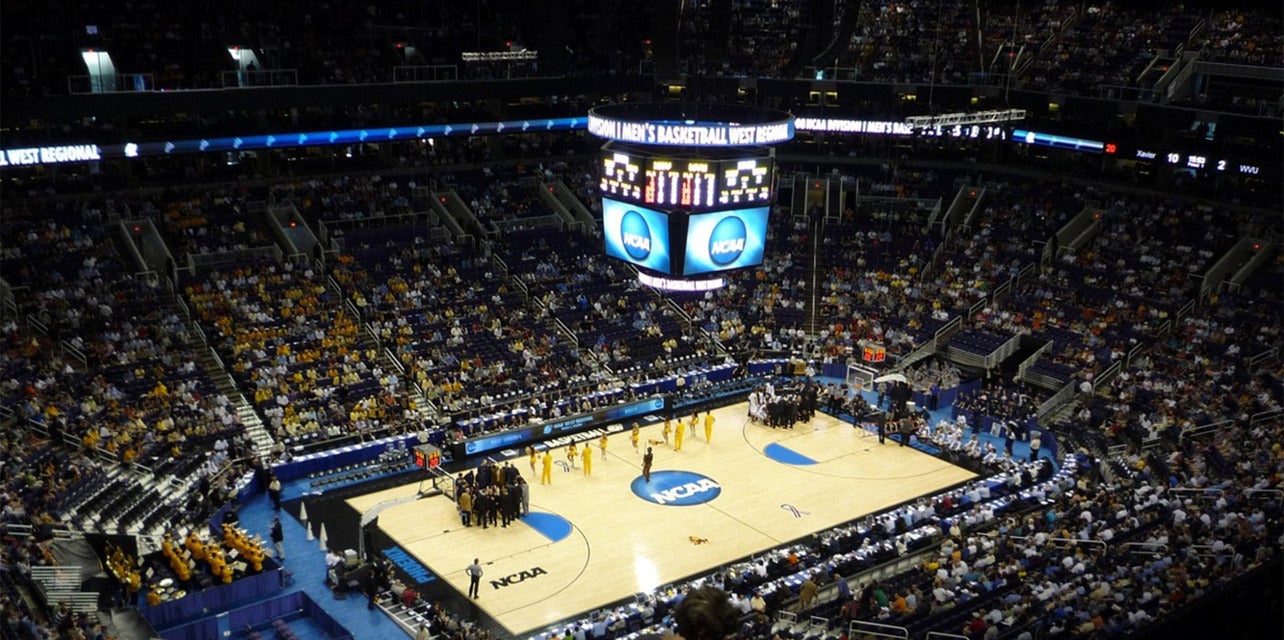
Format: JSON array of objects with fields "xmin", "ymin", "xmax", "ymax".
[
  {"xmin": 0, "ymin": 117, "xmax": 587, "ymax": 167},
  {"xmin": 587, "ymin": 103, "xmax": 795, "ymax": 147}
]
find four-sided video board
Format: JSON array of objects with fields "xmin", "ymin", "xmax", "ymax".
[{"xmin": 589, "ymin": 104, "xmax": 792, "ymax": 279}]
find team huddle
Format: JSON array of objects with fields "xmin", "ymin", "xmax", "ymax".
[
  {"xmin": 747, "ymin": 380, "xmax": 820, "ymax": 428},
  {"xmin": 454, "ymin": 459, "xmax": 529, "ymax": 529}
]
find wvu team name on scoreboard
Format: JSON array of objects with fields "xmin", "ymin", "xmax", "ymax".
[{"xmin": 588, "ymin": 114, "xmax": 793, "ymax": 147}]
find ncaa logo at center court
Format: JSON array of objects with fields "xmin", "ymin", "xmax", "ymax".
[
  {"xmin": 631, "ymin": 470, "xmax": 722, "ymax": 506},
  {"xmin": 707, "ymin": 216, "xmax": 747, "ymax": 265},
  {"xmin": 620, "ymin": 210, "xmax": 652, "ymax": 260}
]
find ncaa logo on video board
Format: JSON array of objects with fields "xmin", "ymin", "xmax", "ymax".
[
  {"xmin": 708, "ymin": 216, "xmax": 747, "ymax": 265},
  {"xmin": 620, "ymin": 210, "xmax": 652, "ymax": 260},
  {"xmin": 631, "ymin": 470, "xmax": 722, "ymax": 506}
]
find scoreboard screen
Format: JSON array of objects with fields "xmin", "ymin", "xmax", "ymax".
[
  {"xmin": 601, "ymin": 198, "xmax": 673, "ymax": 274},
  {"xmin": 600, "ymin": 151, "xmax": 643, "ymax": 202},
  {"xmin": 680, "ymin": 207, "xmax": 770, "ymax": 276},
  {"xmin": 645, "ymin": 158, "xmax": 718, "ymax": 209},
  {"xmin": 600, "ymin": 147, "xmax": 773, "ymax": 212},
  {"xmin": 716, "ymin": 158, "xmax": 772, "ymax": 207}
]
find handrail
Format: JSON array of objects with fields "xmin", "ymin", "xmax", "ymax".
[
  {"xmin": 554, "ymin": 317, "xmax": 579, "ymax": 348},
  {"xmin": 67, "ymin": 72, "xmax": 155, "ymax": 94},
  {"xmin": 925, "ymin": 632, "xmax": 971, "ymax": 640},
  {"xmin": 1175, "ymin": 299, "xmax": 1196, "ymax": 323},
  {"xmin": 1186, "ymin": 544, "xmax": 1230, "ymax": 558},
  {"xmin": 849, "ymin": 619, "xmax": 908, "ymax": 640},
  {"xmin": 60, "ymin": 340, "xmax": 88, "ymax": 368},
  {"xmin": 1166, "ymin": 487, "xmax": 1227, "ymax": 500},
  {"xmin": 392, "ymin": 65, "xmax": 459, "ymax": 83},
  {"xmin": 1095, "ymin": 360, "xmax": 1122, "ymax": 388},
  {"xmin": 1124, "ymin": 542, "xmax": 1170, "ymax": 555},
  {"xmin": 1165, "ymin": 51, "xmax": 1201, "ymax": 101},
  {"xmin": 1189, "ymin": 60, "xmax": 1284, "ymax": 82},
  {"xmin": 27, "ymin": 315, "xmax": 49, "ymax": 335},
  {"xmin": 384, "ymin": 347, "xmax": 405, "ymax": 376},
  {"xmin": 0, "ymin": 277, "xmax": 16, "ymax": 319},
  {"xmin": 1179, "ymin": 417, "xmax": 1234, "ymax": 442},
  {"xmin": 209, "ymin": 346, "xmax": 228, "ymax": 385},
  {"xmin": 220, "ymin": 68, "xmax": 299, "ymax": 88},
  {"xmin": 1152, "ymin": 46, "xmax": 1186, "ymax": 95},
  {"xmin": 1246, "ymin": 488, "xmax": 1283, "ymax": 499},
  {"xmin": 1247, "ymin": 347, "xmax": 1280, "ymax": 373},
  {"xmin": 175, "ymin": 295, "xmax": 192, "ymax": 326},
  {"xmin": 667, "ymin": 298, "xmax": 694, "ymax": 326}
]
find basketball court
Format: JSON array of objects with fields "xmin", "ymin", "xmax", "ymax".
[{"xmin": 347, "ymin": 402, "xmax": 975, "ymax": 635}]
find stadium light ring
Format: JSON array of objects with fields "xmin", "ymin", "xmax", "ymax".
[{"xmin": 587, "ymin": 103, "xmax": 795, "ymax": 147}]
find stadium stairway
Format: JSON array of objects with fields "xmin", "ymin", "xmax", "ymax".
[{"xmin": 174, "ymin": 292, "xmax": 275, "ymax": 458}]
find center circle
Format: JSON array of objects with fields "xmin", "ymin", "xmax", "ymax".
[{"xmin": 631, "ymin": 470, "xmax": 722, "ymax": 506}]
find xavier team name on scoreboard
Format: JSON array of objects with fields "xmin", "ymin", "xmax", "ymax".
[{"xmin": 588, "ymin": 114, "xmax": 793, "ymax": 147}]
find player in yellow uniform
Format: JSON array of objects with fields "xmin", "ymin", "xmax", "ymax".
[
  {"xmin": 567, "ymin": 443, "xmax": 578, "ymax": 469},
  {"xmin": 598, "ymin": 433, "xmax": 608, "ymax": 462},
  {"xmin": 541, "ymin": 451, "xmax": 553, "ymax": 485},
  {"xmin": 582, "ymin": 444, "xmax": 592, "ymax": 476},
  {"xmin": 630, "ymin": 423, "xmax": 640, "ymax": 452},
  {"xmin": 704, "ymin": 411, "xmax": 715, "ymax": 443},
  {"xmin": 662, "ymin": 418, "xmax": 672, "ymax": 445},
  {"xmin": 674, "ymin": 417, "xmax": 685, "ymax": 452}
]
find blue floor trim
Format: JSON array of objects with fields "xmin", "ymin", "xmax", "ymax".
[
  {"xmin": 763, "ymin": 442, "xmax": 818, "ymax": 465},
  {"xmin": 523, "ymin": 512, "xmax": 573, "ymax": 542}
]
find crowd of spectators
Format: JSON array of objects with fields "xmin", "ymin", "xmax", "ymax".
[
  {"xmin": 1193, "ymin": 9, "xmax": 1284, "ymax": 67},
  {"xmin": 954, "ymin": 383, "xmax": 1041, "ymax": 434},
  {"xmin": 0, "ymin": 125, "xmax": 1279, "ymax": 640},
  {"xmin": 0, "ymin": 0, "xmax": 513, "ymax": 96},
  {"xmin": 187, "ymin": 259, "xmax": 416, "ymax": 448},
  {"xmin": 953, "ymin": 184, "xmax": 1266, "ymax": 391},
  {"xmin": 4, "ymin": 0, "xmax": 1279, "ymax": 108},
  {"xmin": 332, "ymin": 234, "xmax": 609, "ymax": 440},
  {"xmin": 1, "ymin": 528, "xmax": 112, "ymax": 640},
  {"xmin": 2, "ymin": 203, "xmax": 245, "ymax": 479},
  {"xmin": 544, "ymin": 372, "xmax": 1281, "ymax": 640},
  {"xmin": 679, "ymin": 0, "xmax": 1281, "ymax": 102},
  {"xmin": 498, "ymin": 227, "xmax": 709, "ymax": 378},
  {"xmin": 1083, "ymin": 260, "xmax": 1283, "ymax": 450},
  {"xmin": 902, "ymin": 360, "xmax": 963, "ymax": 394},
  {"xmin": 272, "ymin": 173, "xmax": 420, "ymax": 224}
]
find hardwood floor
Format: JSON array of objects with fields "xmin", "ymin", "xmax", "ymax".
[{"xmin": 349, "ymin": 402, "xmax": 975, "ymax": 635}]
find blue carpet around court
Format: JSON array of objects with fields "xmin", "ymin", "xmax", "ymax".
[{"xmin": 234, "ymin": 487, "xmax": 408, "ymax": 639}]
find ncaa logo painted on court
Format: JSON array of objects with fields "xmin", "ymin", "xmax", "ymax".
[
  {"xmin": 620, "ymin": 210, "xmax": 652, "ymax": 260},
  {"xmin": 708, "ymin": 216, "xmax": 747, "ymax": 265},
  {"xmin": 632, "ymin": 470, "xmax": 721, "ymax": 506}
]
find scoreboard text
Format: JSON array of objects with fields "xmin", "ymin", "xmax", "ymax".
[{"xmin": 600, "ymin": 148, "xmax": 773, "ymax": 212}]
